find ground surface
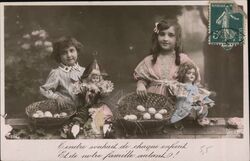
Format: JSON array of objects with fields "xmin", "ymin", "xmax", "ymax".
[{"xmin": 5, "ymin": 117, "xmax": 243, "ymax": 139}]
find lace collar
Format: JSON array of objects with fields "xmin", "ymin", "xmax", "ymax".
[{"xmin": 59, "ymin": 63, "xmax": 81, "ymax": 72}]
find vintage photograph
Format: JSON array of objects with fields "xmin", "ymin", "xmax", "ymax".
[{"xmin": 1, "ymin": 3, "xmax": 246, "ymax": 141}]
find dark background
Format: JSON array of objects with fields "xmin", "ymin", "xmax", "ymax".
[{"xmin": 4, "ymin": 6, "xmax": 243, "ymax": 117}]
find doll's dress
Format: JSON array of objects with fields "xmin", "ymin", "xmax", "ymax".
[
  {"xmin": 170, "ymin": 83, "xmax": 214, "ymax": 123},
  {"xmin": 71, "ymin": 81, "xmax": 113, "ymax": 136}
]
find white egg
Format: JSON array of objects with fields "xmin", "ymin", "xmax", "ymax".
[
  {"xmin": 129, "ymin": 115, "xmax": 137, "ymax": 121},
  {"xmin": 60, "ymin": 112, "xmax": 68, "ymax": 117},
  {"xmin": 154, "ymin": 113, "xmax": 163, "ymax": 120},
  {"xmin": 44, "ymin": 111, "xmax": 53, "ymax": 117},
  {"xmin": 159, "ymin": 109, "xmax": 168, "ymax": 114},
  {"xmin": 143, "ymin": 113, "xmax": 151, "ymax": 120},
  {"xmin": 148, "ymin": 107, "xmax": 156, "ymax": 114},
  {"xmin": 124, "ymin": 115, "xmax": 130, "ymax": 120},
  {"xmin": 32, "ymin": 113, "xmax": 39, "ymax": 118},
  {"xmin": 53, "ymin": 113, "xmax": 60, "ymax": 118},
  {"xmin": 36, "ymin": 110, "xmax": 43, "ymax": 115},
  {"xmin": 36, "ymin": 110, "xmax": 44, "ymax": 117},
  {"xmin": 136, "ymin": 105, "xmax": 146, "ymax": 112}
]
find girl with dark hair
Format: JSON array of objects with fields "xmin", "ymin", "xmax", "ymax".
[
  {"xmin": 40, "ymin": 36, "xmax": 85, "ymax": 107},
  {"xmin": 134, "ymin": 18, "xmax": 200, "ymax": 97}
]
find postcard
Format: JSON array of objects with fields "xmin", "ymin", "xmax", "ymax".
[{"xmin": 0, "ymin": 1, "xmax": 249, "ymax": 161}]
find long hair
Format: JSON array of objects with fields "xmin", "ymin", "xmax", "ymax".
[
  {"xmin": 151, "ymin": 18, "xmax": 182, "ymax": 65},
  {"xmin": 176, "ymin": 62, "xmax": 199, "ymax": 83},
  {"xmin": 51, "ymin": 36, "xmax": 83, "ymax": 63}
]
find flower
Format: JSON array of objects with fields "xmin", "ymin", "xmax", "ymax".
[
  {"xmin": 97, "ymin": 80, "xmax": 114, "ymax": 93},
  {"xmin": 44, "ymin": 41, "xmax": 52, "ymax": 47},
  {"xmin": 153, "ymin": 22, "xmax": 159, "ymax": 34},
  {"xmin": 72, "ymin": 80, "xmax": 114, "ymax": 96},
  {"xmin": 34, "ymin": 40, "xmax": 43, "ymax": 47},
  {"xmin": 31, "ymin": 30, "xmax": 40, "ymax": 36},
  {"xmin": 22, "ymin": 34, "xmax": 31, "ymax": 39},
  {"xmin": 39, "ymin": 30, "xmax": 48, "ymax": 39},
  {"xmin": 45, "ymin": 46, "xmax": 53, "ymax": 53},
  {"xmin": 21, "ymin": 43, "xmax": 31, "ymax": 50}
]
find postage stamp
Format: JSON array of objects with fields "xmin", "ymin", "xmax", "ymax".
[{"xmin": 209, "ymin": 2, "xmax": 244, "ymax": 50}]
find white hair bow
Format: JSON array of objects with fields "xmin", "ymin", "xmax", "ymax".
[{"xmin": 153, "ymin": 22, "xmax": 159, "ymax": 33}]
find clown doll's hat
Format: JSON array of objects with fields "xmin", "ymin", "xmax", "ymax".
[{"xmin": 81, "ymin": 59, "xmax": 108, "ymax": 80}]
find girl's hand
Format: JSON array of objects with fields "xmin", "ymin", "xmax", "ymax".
[{"xmin": 136, "ymin": 81, "xmax": 147, "ymax": 99}]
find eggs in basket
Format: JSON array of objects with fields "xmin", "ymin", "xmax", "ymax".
[
  {"xmin": 32, "ymin": 110, "xmax": 68, "ymax": 118},
  {"xmin": 123, "ymin": 105, "xmax": 168, "ymax": 121}
]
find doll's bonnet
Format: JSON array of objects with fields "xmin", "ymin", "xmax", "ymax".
[{"xmin": 81, "ymin": 59, "xmax": 108, "ymax": 80}]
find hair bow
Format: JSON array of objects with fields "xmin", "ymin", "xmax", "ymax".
[{"xmin": 153, "ymin": 22, "xmax": 159, "ymax": 33}]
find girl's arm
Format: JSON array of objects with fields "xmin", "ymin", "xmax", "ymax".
[
  {"xmin": 134, "ymin": 56, "xmax": 153, "ymax": 98},
  {"xmin": 40, "ymin": 69, "xmax": 60, "ymax": 99}
]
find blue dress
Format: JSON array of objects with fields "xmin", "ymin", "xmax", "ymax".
[{"xmin": 170, "ymin": 83, "xmax": 214, "ymax": 123}]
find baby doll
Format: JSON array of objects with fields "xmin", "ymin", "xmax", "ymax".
[
  {"xmin": 68, "ymin": 59, "xmax": 114, "ymax": 138},
  {"xmin": 169, "ymin": 62, "xmax": 215, "ymax": 126}
]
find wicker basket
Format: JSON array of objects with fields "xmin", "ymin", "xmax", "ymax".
[
  {"xmin": 25, "ymin": 99, "xmax": 77, "ymax": 127},
  {"xmin": 116, "ymin": 92, "xmax": 176, "ymax": 134}
]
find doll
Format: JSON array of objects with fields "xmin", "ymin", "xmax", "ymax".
[
  {"xmin": 67, "ymin": 59, "xmax": 114, "ymax": 138},
  {"xmin": 170, "ymin": 62, "xmax": 215, "ymax": 126}
]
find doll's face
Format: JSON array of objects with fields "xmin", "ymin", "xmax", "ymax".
[
  {"xmin": 60, "ymin": 46, "xmax": 78, "ymax": 66},
  {"xmin": 89, "ymin": 74, "xmax": 100, "ymax": 83},
  {"xmin": 158, "ymin": 26, "xmax": 176, "ymax": 51},
  {"xmin": 184, "ymin": 68, "xmax": 196, "ymax": 83}
]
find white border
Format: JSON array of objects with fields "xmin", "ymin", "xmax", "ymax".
[{"xmin": 0, "ymin": 1, "xmax": 249, "ymax": 161}]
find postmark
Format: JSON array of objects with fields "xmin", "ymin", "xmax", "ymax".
[{"xmin": 209, "ymin": 2, "xmax": 244, "ymax": 50}]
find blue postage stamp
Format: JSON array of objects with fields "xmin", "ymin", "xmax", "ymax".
[{"xmin": 209, "ymin": 2, "xmax": 244, "ymax": 50}]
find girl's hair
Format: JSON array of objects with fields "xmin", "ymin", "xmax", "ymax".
[
  {"xmin": 151, "ymin": 18, "xmax": 182, "ymax": 65},
  {"xmin": 177, "ymin": 62, "xmax": 198, "ymax": 83},
  {"xmin": 52, "ymin": 36, "xmax": 83, "ymax": 62}
]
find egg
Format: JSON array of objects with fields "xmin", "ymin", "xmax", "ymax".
[
  {"xmin": 148, "ymin": 107, "xmax": 156, "ymax": 114},
  {"xmin": 60, "ymin": 112, "xmax": 68, "ymax": 117},
  {"xmin": 129, "ymin": 115, "xmax": 137, "ymax": 121},
  {"xmin": 154, "ymin": 113, "xmax": 163, "ymax": 120},
  {"xmin": 136, "ymin": 105, "xmax": 146, "ymax": 112},
  {"xmin": 44, "ymin": 111, "xmax": 53, "ymax": 117},
  {"xmin": 53, "ymin": 113, "xmax": 60, "ymax": 118},
  {"xmin": 36, "ymin": 110, "xmax": 44, "ymax": 117},
  {"xmin": 124, "ymin": 115, "xmax": 130, "ymax": 120},
  {"xmin": 143, "ymin": 113, "xmax": 151, "ymax": 120},
  {"xmin": 32, "ymin": 113, "xmax": 39, "ymax": 118},
  {"xmin": 159, "ymin": 109, "xmax": 168, "ymax": 114},
  {"xmin": 36, "ymin": 110, "xmax": 43, "ymax": 115}
]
